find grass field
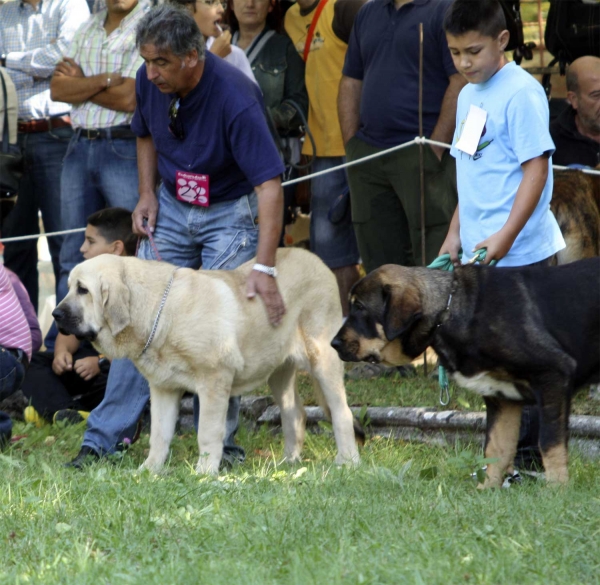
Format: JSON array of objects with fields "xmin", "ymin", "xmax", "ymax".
[{"xmin": 2, "ymin": 371, "xmax": 600, "ymax": 585}]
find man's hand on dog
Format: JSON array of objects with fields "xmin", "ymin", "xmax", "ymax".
[{"xmin": 247, "ymin": 271, "xmax": 286, "ymax": 327}]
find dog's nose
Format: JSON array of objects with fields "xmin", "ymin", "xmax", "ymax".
[
  {"xmin": 331, "ymin": 337, "xmax": 343, "ymax": 351},
  {"xmin": 52, "ymin": 308, "xmax": 64, "ymax": 323}
]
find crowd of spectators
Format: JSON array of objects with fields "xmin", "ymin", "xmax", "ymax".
[{"xmin": 0, "ymin": 0, "xmax": 598, "ymax": 468}]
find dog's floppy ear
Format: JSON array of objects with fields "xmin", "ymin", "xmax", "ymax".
[
  {"xmin": 382, "ymin": 282, "xmax": 422, "ymax": 341},
  {"xmin": 100, "ymin": 272, "xmax": 131, "ymax": 336}
]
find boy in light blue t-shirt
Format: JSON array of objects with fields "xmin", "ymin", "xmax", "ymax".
[
  {"xmin": 439, "ymin": 0, "xmax": 565, "ymax": 268},
  {"xmin": 440, "ymin": 0, "xmax": 566, "ymax": 477}
]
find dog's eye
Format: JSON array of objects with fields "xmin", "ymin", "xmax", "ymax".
[
  {"xmin": 77, "ymin": 285, "xmax": 89, "ymax": 295},
  {"xmin": 353, "ymin": 302, "xmax": 364, "ymax": 311}
]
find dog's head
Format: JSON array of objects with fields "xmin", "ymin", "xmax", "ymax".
[
  {"xmin": 52, "ymin": 255, "xmax": 131, "ymax": 345},
  {"xmin": 331, "ymin": 265, "xmax": 425, "ymax": 366}
]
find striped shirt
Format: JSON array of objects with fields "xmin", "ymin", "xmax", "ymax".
[
  {"xmin": 0, "ymin": 264, "xmax": 32, "ymax": 361},
  {"xmin": 67, "ymin": 2, "xmax": 146, "ymax": 129},
  {"xmin": 0, "ymin": 0, "xmax": 90, "ymax": 120}
]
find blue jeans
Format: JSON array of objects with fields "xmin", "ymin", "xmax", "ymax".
[
  {"xmin": 57, "ymin": 132, "xmax": 139, "ymax": 305},
  {"xmin": 309, "ymin": 156, "xmax": 360, "ymax": 270},
  {"xmin": 82, "ymin": 184, "xmax": 260, "ymax": 458},
  {"xmin": 0, "ymin": 346, "xmax": 24, "ymax": 448},
  {"xmin": 1, "ymin": 126, "xmax": 73, "ymax": 312},
  {"xmin": 0, "ymin": 347, "xmax": 25, "ymax": 402},
  {"xmin": 45, "ymin": 133, "xmax": 139, "ymax": 352}
]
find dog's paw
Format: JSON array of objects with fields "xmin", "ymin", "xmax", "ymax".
[
  {"xmin": 139, "ymin": 459, "xmax": 164, "ymax": 475},
  {"xmin": 195, "ymin": 455, "xmax": 220, "ymax": 476},
  {"xmin": 334, "ymin": 450, "xmax": 360, "ymax": 467}
]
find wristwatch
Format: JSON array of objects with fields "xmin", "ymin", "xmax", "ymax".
[
  {"xmin": 98, "ymin": 354, "xmax": 110, "ymax": 374},
  {"xmin": 1, "ymin": 55, "xmax": 6, "ymax": 68},
  {"xmin": 252, "ymin": 263, "xmax": 278, "ymax": 278}
]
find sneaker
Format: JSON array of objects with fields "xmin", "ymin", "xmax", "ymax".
[
  {"xmin": 471, "ymin": 466, "xmax": 523, "ymax": 488},
  {"xmin": 220, "ymin": 446, "xmax": 246, "ymax": 470},
  {"xmin": 53, "ymin": 410, "xmax": 90, "ymax": 425},
  {"xmin": 24, "ymin": 406, "xmax": 46, "ymax": 428},
  {"xmin": 502, "ymin": 471, "xmax": 522, "ymax": 488},
  {"xmin": 65, "ymin": 446, "xmax": 100, "ymax": 469}
]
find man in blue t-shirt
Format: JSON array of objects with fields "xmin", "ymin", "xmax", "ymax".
[{"xmin": 66, "ymin": 5, "xmax": 286, "ymax": 469}]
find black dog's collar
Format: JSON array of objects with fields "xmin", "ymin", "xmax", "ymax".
[{"xmin": 435, "ymin": 272, "xmax": 457, "ymax": 330}]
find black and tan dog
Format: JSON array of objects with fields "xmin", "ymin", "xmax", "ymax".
[
  {"xmin": 332, "ymin": 258, "xmax": 600, "ymax": 488},
  {"xmin": 550, "ymin": 170, "xmax": 600, "ymax": 264}
]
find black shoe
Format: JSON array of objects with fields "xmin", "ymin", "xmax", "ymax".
[
  {"xmin": 65, "ymin": 446, "xmax": 100, "ymax": 469},
  {"xmin": 220, "ymin": 446, "xmax": 246, "ymax": 470}
]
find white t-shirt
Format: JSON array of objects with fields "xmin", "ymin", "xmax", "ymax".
[
  {"xmin": 206, "ymin": 37, "xmax": 257, "ymax": 84},
  {"xmin": 450, "ymin": 62, "xmax": 565, "ymax": 266}
]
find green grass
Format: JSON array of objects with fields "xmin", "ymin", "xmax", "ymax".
[{"xmin": 2, "ymin": 402, "xmax": 600, "ymax": 585}]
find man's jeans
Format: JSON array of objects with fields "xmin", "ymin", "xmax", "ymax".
[
  {"xmin": 309, "ymin": 156, "xmax": 360, "ymax": 270},
  {"xmin": 57, "ymin": 133, "xmax": 139, "ymax": 305},
  {"xmin": 1, "ymin": 126, "xmax": 73, "ymax": 312},
  {"xmin": 82, "ymin": 184, "xmax": 260, "ymax": 458},
  {"xmin": 0, "ymin": 347, "xmax": 25, "ymax": 402}
]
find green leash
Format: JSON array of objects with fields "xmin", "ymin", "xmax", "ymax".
[{"xmin": 426, "ymin": 249, "xmax": 497, "ymax": 406}]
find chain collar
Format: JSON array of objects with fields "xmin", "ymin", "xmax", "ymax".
[{"xmin": 141, "ymin": 267, "xmax": 179, "ymax": 355}]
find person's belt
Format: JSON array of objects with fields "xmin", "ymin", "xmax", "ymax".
[
  {"xmin": 2, "ymin": 347, "xmax": 29, "ymax": 369},
  {"xmin": 17, "ymin": 115, "xmax": 71, "ymax": 134},
  {"xmin": 78, "ymin": 125, "xmax": 136, "ymax": 140}
]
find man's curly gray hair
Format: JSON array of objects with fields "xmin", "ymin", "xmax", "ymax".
[{"xmin": 136, "ymin": 4, "xmax": 205, "ymax": 60}]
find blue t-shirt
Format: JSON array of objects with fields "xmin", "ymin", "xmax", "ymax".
[
  {"xmin": 343, "ymin": 0, "xmax": 456, "ymax": 148},
  {"xmin": 450, "ymin": 62, "xmax": 565, "ymax": 267},
  {"xmin": 131, "ymin": 53, "xmax": 284, "ymax": 202}
]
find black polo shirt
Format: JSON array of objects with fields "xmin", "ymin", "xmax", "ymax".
[
  {"xmin": 550, "ymin": 105, "xmax": 600, "ymax": 167},
  {"xmin": 343, "ymin": 0, "xmax": 456, "ymax": 148}
]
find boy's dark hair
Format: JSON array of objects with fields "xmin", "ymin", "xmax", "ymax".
[
  {"xmin": 444, "ymin": 0, "xmax": 507, "ymax": 39},
  {"xmin": 87, "ymin": 207, "xmax": 136, "ymax": 256}
]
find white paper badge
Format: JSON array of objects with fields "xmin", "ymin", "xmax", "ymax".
[{"xmin": 456, "ymin": 105, "xmax": 488, "ymax": 156}]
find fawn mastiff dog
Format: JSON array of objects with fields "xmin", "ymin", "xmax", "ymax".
[
  {"xmin": 53, "ymin": 248, "xmax": 361, "ymax": 474},
  {"xmin": 332, "ymin": 258, "xmax": 600, "ymax": 488}
]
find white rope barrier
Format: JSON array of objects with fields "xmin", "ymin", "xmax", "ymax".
[
  {"xmin": 0, "ymin": 226, "xmax": 87, "ymax": 244},
  {"xmin": 1, "ymin": 136, "xmax": 598, "ymax": 244}
]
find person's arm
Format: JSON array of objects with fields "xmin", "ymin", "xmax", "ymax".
[
  {"xmin": 338, "ymin": 75, "xmax": 362, "ymax": 146},
  {"xmin": 5, "ymin": 0, "xmax": 89, "ymax": 79},
  {"xmin": 51, "ymin": 57, "xmax": 126, "ymax": 105},
  {"xmin": 332, "ymin": 0, "xmax": 368, "ymax": 43},
  {"xmin": 51, "ymin": 332, "xmax": 80, "ymax": 376},
  {"xmin": 429, "ymin": 73, "xmax": 467, "ymax": 160},
  {"xmin": 132, "ymin": 135, "xmax": 159, "ymax": 235},
  {"xmin": 438, "ymin": 205, "xmax": 461, "ymax": 266},
  {"xmin": 246, "ymin": 177, "xmax": 286, "ymax": 327},
  {"xmin": 89, "ymin": 79, "xmax": 136, "ymax": 113},
  {"xmin": 474, "ymin": 155, "xmax": 549, "ymax": 264},
  {"xmin": 269, "ymin": 42, "xmax": 308, "ymax": 134}
]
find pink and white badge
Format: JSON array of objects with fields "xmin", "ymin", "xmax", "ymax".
[{"xmin": 175, "ymin": 170, "xmax": 210, "ymax": 207}]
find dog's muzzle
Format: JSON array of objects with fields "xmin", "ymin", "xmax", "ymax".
[
  {"xmin": 331, "ymin": 335, "xmax": 361, "ymax": 362},
  {"xmin": 52, "ymin": 306, "xmax": 97, "ymax": 341}
]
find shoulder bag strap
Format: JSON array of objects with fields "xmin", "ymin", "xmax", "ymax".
[
  {"xmin": 1, "ymin": 70, "xmax": 10, "ymax": 154},
  {"xmin": 245, "ymin": 29, "xmax": 276, "ymax": 65},
  {"xmin": 303, "ymin": 0, "xmax": 330, "ymax": 62}
]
